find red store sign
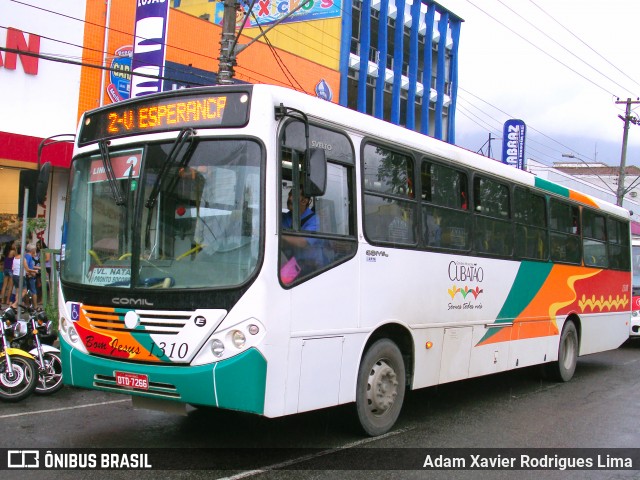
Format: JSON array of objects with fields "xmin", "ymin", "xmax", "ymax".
[{"xmin": 0, "ymin": 27, "xmax": 40, "ymax": 75}]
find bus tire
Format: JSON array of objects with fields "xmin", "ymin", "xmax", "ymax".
[
  {"xmin": 545, "ymin": 320, "xmax": 578, "ymax": 382},
  {"xmin": 356, "ymin": 338, "xmax": 406, "ymax": 436}
]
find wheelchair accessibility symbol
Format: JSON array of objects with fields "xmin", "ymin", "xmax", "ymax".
[{"xmin": 71, "ymin": 303, "xmax": 80, "ymax": 321}]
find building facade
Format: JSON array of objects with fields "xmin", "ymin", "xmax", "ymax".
[
  {"xmin": 175, "ymin": 0, "xmax": 463, "ymax": 141},
  {"xmin": 1, "ymin": 0, "xmax": 462, "ymax": 249}
]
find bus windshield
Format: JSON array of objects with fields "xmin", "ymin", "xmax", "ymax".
[{"xmin": 61, "ymin": 138, "xmax": 262, "ymax": 290}]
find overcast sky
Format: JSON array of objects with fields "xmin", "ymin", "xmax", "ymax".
[{"xmin": 439, "ymin": 0, "xmax": 640, "ymax": 167}]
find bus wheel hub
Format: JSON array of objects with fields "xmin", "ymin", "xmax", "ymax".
[{"xmin": 367, "ymin": 360, "xmax": 398, "ymax": 414}]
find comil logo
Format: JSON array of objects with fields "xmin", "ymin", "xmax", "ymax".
[{"xmin": 8, "ymin": 450, "xmax": 39, "ymax": 468}]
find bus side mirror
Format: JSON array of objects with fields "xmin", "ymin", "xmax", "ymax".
[
  {"xmin": 304, "ymin": 148, "xmax": 326, "ymax": 197},
  {"xmin": 37, "ymin": 162, "xmax": 51, "ymax": 205}
]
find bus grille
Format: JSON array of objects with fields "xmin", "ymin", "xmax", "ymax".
[
  {"xmin": 83, "ymin": 306, "xmax": 191, "ymax": 335},
  {"xmin": 93, "ymin": 374, "xmax": 180, "ymax": 398}
]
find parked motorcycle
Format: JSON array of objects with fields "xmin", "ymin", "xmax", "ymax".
[
  {"xmin": 8, "ymin": 307, "xmax": 63, "ymax": 395},
  {"xmin": 0, "ymin": 308, "xmax": 38, "ymax": 401}
]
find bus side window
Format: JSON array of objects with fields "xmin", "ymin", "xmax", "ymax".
[
  {"xmin": 421, "ymin": 160, "xmax": 470, "ymax": 250},
  {"xmin": 473, "ymin": 176, "xmax": 511, "ymax": 256},
  {"xmin": 514, "ymin": 187, "xmax": 548, "ymax": 261},
  {"xmin": 279, "ymin": 122, "xmax": 357, "ymax": 285},
  {"xmin": 583, "ymin": 209, "xmax": 608, "ymax": 267},
  {"xmin": 549, "ymin": 198, "xmax": 581, "ymax": 264},
  {"xmin": 607, "ymin": 217, "xmax": 630, "ymax": 270},
  {"xmin": 363, "ymin": 143, "xmax": 417, "ymax": 246}
]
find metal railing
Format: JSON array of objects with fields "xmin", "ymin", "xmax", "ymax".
[{"xmin": 39, "ymin": 248, "xmax": 59, "ymax": 315}]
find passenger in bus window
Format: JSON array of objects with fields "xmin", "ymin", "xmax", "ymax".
[
  {"xmin": 425, "ymin": 209, "xmax": 442, "ymax": 247},
  {"xmin": 281, "ymin": 186, "xmax": 322, "ymax": 282},
  {"xmin": 282, "ymin": 187, "xmax": 318, "ymax": 236}
]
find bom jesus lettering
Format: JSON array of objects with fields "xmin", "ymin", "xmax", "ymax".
[
  {"xmin": 85, "ymin": 335, "xmax": 141, "ymax": 357},
  {"xmin": 107, "ymin": 97, "xmax": 227, "ymax": 133},
  {"xmin": 0, "ymin": 27, "xmax": 40, "ymax": 75}
]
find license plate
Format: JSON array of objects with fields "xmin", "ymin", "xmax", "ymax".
[{"xmin": 115, "ymin": 371, "xmax": 149, "ymax": 390}]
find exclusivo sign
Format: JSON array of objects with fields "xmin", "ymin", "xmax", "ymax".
[
  {"xmin": 131, "ymin": 0, "xmax": 170, "ymax": 98},
  {"xmin": 501, "ymin": 119, "xmax": 526, "ymax": 170}
]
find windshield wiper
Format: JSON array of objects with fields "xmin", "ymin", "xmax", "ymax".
[
  {"xmin": 145, "ymin": 128, "xmax": 196, "ymax": 209},
  {"xmin": 99, "ymin": 140, "xmax": 126, "ymax": 205}
]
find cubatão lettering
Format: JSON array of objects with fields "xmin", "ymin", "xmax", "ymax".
[{"xmin": 448, "ymin": 261, "xmax": 484, "ymax": 283}]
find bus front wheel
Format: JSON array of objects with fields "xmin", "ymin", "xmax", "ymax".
[
  {"xmin": 356, "ymin": 338, "xmax": 406, "ymax": 436},
  {"xmin": 545, "ymin": 320, "xmax": 578, "ymax": 382}
]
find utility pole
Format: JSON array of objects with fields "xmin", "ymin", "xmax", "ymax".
[
  {"xmin": 487, "ymin": 133, "xmax": 494, "ymax": 159},
  {"xmin": 217, "ymin": 0, "xmax": 238, "ymax": 85},
  {"xmin": 477, "ymin": 133, "xmax": 495, "ymax": 159},
  {"xmin": 216, "ymin": 0, "xmax": 314, "ymax": 85},
  {"xmin": 615, "ymin": 98, "xmax": 640, "ymax": 206}
]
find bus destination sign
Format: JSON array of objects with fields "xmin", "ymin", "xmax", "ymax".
[{"xmin": 79, "ymin": 90, "xmax": 250, "ymax": 146}]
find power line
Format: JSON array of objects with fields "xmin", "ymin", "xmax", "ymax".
[
  {"xmin": 527, "ymin": 0, "xmax": 640, "ymax": 94},
  {"xmin": 248, "ymin": 10, "xmax": 306, "ymax": 92},
  {"xmin": 457, "ymin": 87, "xmax": 607, "ymax": 167},
  {"xmin": 9, "ymin": 0, "xmax": 220, "ymax": 63},
  {"xmin": 0, "ymin": 45, "xmax": 302, "ymax": 91},
  {"xmin": 462, "ymin": 0, "xmax": 619, "ymax": 97},
  {"xmin": 495, "ymin": 0, "xmax": 639, "ymax": 98}
]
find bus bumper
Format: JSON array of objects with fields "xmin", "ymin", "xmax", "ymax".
[{"xmin": 59, "ymin": 338, "xmax": 267, "ymax": 414}]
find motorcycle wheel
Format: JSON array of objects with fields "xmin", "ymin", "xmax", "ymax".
[
  {"xmin": 0, "ymin": 356, "xmax": 38, "ymax": 402},
  {"xmin": 35, "ymin": 352, "xmax": 63, "ymax": 395}
]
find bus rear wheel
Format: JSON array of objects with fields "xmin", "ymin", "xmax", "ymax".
[
  {"xmin": 545, "ymin": 320, "xmax": 578, "ymax": 382},
  {"xmin": 356, "ymin": 338, "xmax": 406, "ymax": 436}
]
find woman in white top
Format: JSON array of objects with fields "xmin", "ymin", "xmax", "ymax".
[{"xmin": 9, "ymin": 243, "xmax": 37, "ymax": 309}]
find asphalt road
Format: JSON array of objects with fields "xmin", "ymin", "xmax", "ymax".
[{"xmin": 2, "ymin": 339, "xmax": 640, "ymax": 480}]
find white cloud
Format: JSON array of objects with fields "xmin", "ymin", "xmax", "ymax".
[{"xmin": 442, "ymin": 0, "xmax": 640, "ymax": 165}]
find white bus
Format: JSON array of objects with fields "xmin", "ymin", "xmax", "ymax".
[{"xmin": 58, "ymin": 84, "xmax": 631, "ymax": 436}]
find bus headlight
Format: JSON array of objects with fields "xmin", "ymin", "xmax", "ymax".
[
  {"xmin": 248, "ymin": 324, "xmax": 259, "ymax": 335},
  {"xmin": 60, "ymin": 316, "xmax": 69, "ymax": 334},
  {"xmin": 210, "ymin": 339, "xmax": 225, "ymax": 357},
  {"xmin": 633, "ymin": 310, "xmax": 638, "ymax": 317},
  {"xmin": 191, "ymin": 318, "xmax": 265, "ymax": 366},
  {"xmin": 231, "ymin": 330, "xmax": 246, "ymax": 348},
  {"xmin": 68, "ymin": 325, "xmax": 79, "ymax": 344}
]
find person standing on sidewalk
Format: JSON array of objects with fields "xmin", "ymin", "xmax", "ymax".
[
  {"xmin": 1, "ymin": 240, "xmax": 16, "ymax": 306},
  {"xmin": 23, "ymin": 243, "xmax": 40, "ymax": 309}
]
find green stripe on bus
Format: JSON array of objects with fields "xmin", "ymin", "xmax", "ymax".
[
  {"xmin": 534, "ymin": 177, "xmax": 570, "ymax": 198},
  {"xmin": 479, "ymin": 261, "xmax": 553, "ymax": 343},
  {"xmin": 59, "ymin": 339, "xmax": 266, "ymax": 414},
  {"xmin": 214, "ymin": 348, "xmax": 267, "ymax": 414}
]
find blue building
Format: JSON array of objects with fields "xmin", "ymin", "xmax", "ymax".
[{"xmin": 340, "ymin": 0, "xmax": 462, "ymax": 143}]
